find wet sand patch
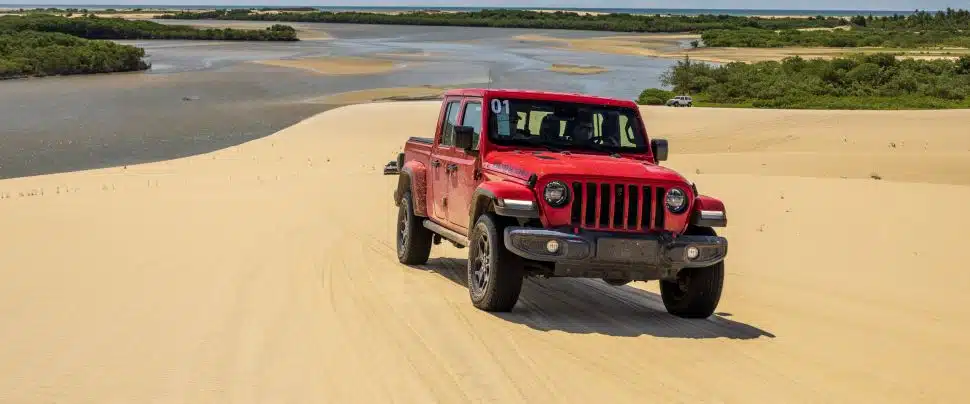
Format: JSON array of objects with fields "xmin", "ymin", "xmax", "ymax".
[
  {"xmin": 372, "ymin": 50, "xmax": 440, "ymax": 58},
  {"xmin": 305, "ymin": 86, "xmax": 450, "ymax": 105},
  {"xmin": 548, "ymin": 63, "xmax": 609, "ymax": 75},
  {"xmin": 252, "ymin": 56, "xmax": 407, "ymax": 75}
]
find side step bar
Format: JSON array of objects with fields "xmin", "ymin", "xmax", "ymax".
[{"xmin": 423, "ymin": 220, "xmax": 470, "ymax": 247}]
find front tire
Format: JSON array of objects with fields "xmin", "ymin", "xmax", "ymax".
[
  {"xmin": 603, "ymin": 278, "xmax": 631, "ymax": 286},
  {"xmin": 467, "ymin": 214, "xmax": 524, "ymax": 312},
  {"xmin": 659, "ymin": 227, "xmax": 724, "ymax": 319},
  {"xmin": 397, "ymin": 191, "xmax": 433, "ymax": 265}
]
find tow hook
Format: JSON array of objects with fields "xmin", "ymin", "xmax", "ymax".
[{"xmin": 658, "ymin": 231, "xmax": 676, "ymax": 244}]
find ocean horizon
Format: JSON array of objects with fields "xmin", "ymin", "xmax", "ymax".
[{"xmin": 0, "ymin": 4, "xmax": 935, "ymax": 17}]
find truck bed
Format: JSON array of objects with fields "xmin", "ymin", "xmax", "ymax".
[
  {"xmin": 404, "ymin": 137, "xmax": 434, "ymax": 165},
  {"xmin": 408, "ymin": 137, "xmax": 433, "ymax": 145}
]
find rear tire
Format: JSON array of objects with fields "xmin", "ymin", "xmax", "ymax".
[
  {"xmin": 397, "ymin": 191, "xmax": 433, "ymax": 265},
  {"xmin": 467, "ymin": 214, "xmax": 524, "ymax": 312},
  {"xmin": 659, "ymin": 226, "xmax": 724, "ymax": 319}
]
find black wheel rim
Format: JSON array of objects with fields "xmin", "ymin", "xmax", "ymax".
[
  {"xmin": 473, "ymin": 232, "xmax": 490, "ymax": 291},
  {"xmin": 666, "ymin": 270, "xmax": 691, "ymax": 300}
]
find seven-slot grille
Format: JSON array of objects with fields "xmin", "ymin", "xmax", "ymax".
[{"xmin": 568, "ymin": 182, "xmax": 666, "ymax": 231}]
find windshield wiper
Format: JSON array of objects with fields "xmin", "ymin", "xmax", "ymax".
[
  {"xmin": 516, "ymin": 136, "xmax": 564, "ymax": 153},
  {"xmin": 582, "ymin": 139, "xmax": 621, "ymax": 157}
]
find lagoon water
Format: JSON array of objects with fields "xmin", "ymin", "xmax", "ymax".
[{"xmin": 0, "ymin": 22, "xmax": 683, "ymax": 179}]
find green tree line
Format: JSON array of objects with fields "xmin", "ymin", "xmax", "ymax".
[
  {"xmin": 0, "ymin": 14, "xmax": 299, "ymax": 79},
  {"xmin": 639, "ymin": 54, "xmax": 970, "ymax": 109},
  {"xmin": 159, "ymin": 9, "xmax": 847, "ymax": 33},
  {"xmin": 702, "ymin": 8, "xmax": 970, "ymax": 49},
  {"xmin": 0, "ymin": 14, "xmax": 299, "ymax": 41},
  {"xmin": 702, "ymin": 28, "xmax": 970, "ymax": 48},
  {"xmin": 0, "ymin": 31, "xmax": 148, "ymax": 79},
  {"xmin": 850, "ymin": 8, "xmax": 970, "ymax": 29}
]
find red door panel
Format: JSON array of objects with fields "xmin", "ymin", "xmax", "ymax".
[
  {"xmin": 431, "ymin": 98, "xmax": 462, "ymax": 223},
  {"xmin": 446, "ymin": 98, "xmax": 484, "ymax": 232}
]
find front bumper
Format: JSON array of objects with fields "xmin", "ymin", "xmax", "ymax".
[{"xmin": 503, "ymin": 227, "xmax": 728, "ymax": 280}]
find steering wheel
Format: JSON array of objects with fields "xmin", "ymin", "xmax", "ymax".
[{"xmin": 625, "ymin": 121, "xmax": 637, "ymax": 143}]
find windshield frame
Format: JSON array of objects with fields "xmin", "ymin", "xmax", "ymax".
[{"xmin": 483, "ymin": 96, "xmax": 651, "ymax": 155}]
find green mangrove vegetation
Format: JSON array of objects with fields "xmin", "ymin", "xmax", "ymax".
[
  {"xmin": 0, "ymin": 31, "xmax": 148, "ymax": 78},
  {"xmin": 0, "ymin": 14, "xmax": 299, "ymax": 41},
  {"xmin": 639, "ymin": 54, "xmax": 970, "ymax": 109},
  {"xmin": 702, "ymin": 9, "xmax": 970, "ymax": 48},
  {"xmin": 158, "ymin": 9, "xmax": 848, "ymax": 33},
  {"xmin": 0, "ymin": 14, "xmax": 299, "ymax": 79},
  {"xmin": 702, "ymin": 27, "xmax": 970, "ymax": 48}
]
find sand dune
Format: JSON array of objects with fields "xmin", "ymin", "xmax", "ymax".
[{"xmin": 0, "ymin": 101, "xmax": 968, "ymax": 403}]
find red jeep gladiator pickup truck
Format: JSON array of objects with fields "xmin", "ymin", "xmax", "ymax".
[{"xmin": 384, "ymin": 88, "xmax": 728, "ymax": 318}]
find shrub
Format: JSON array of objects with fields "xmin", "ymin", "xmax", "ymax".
[
  {"xmin": 647, "ymin": 52, "xmax": 970, "ymax": 109},
  {"xmin": 637, "ymin": 88, "xmax": 674, "ymax": 105}
]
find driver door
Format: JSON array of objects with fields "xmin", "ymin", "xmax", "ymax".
[
  {"xmin": 431, "ymin": 98, "xmax": 462, "ymax": 223},
  {"xmin": 445, "ymin": 98, "xmax": 483, "ymax": 232}
]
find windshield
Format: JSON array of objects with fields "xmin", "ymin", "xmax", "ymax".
[{"xmin": 487, "ymin": 98, "xmax": 648, "ymax": 153}]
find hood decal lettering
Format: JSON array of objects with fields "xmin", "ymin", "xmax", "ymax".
[{"xmin": 483, "ymin": 162, "xmax": 532, "ymax": 179}]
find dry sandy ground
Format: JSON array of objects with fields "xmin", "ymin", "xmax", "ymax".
[
  {"xmin": 252, "ymin": 56, "xmax": 406, "ymax": 76},
  {"xmin": 1, "ymin": 100, "xmax": 969, "ymax": 403},
  {"xmin": 515, "ymin": 34, "xmax": 970, "ymax": 63}
]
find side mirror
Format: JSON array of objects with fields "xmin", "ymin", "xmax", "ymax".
[
  {"xmin": 651, "ymin": 139, "xmax": 668, "ymax": 162},
  {"xmin": 454, "ymin": 125, "xmax": 475, "ymax": 151}
]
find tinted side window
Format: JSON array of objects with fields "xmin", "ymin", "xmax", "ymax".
[
  {"xmin": 440, "ymin": 100, "xmax": 461, "ymax": 146},
  {"xmin": 461, "ymin": 101, "xmax": 482, "ymax": 151}
]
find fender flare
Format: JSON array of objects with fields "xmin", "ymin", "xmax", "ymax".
[
  {"xmin": 394, "ymin": 160, "xmax": 429, "ymax": 217},
  {"xmin": 468, "ymin": 181, "xmax": 538, "ymax": 229},
  {"xmin": 689, "ymin": 195, "xmax": 727, "ymax": 228}
]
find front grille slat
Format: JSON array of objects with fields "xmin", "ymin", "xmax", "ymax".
[
  {"xmin": 598, "ymin": 183, "xmax": 610, "ymax": 228},
  {"xmin": 584, "ymin": 183, "xmax": 596, "ymax": 227},
  {"xmin": 567, "ymin": 181, "xmax": 666, "ymax": 232},
  {"xmin": 654, "ymin": 187, "xmax": 666, "ymax": 230},
  {"xmin": 642, "ymin": 186, "xmax": 652, "ymax": 230},
  {"xmin": 571, "ymin": 182, "xmax": 583, "ymax": 226},
  {"xmin": 628, "ymin": 185, "xmax": 640, "ymax": 230},
  {"xmin": 612, "ymin": 184, "xmax": 624, "ymax": 229}
]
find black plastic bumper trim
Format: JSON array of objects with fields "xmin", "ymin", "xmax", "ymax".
[{"xmin": 503, "ymin": 227, "xmax": 728, "ymax": 270}]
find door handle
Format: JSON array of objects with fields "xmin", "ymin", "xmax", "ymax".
[
  {"xmin": 431, "ymin": 159, "xmax": 441, "ymax": 168},
  {"xmin": 446, "ymin": 163, "xmax": 458, "ymax": 173}
]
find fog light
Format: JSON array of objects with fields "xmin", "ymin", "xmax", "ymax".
[
  {"xmin": 546, "ymin": 240, "xmax": 561, "ymax": 253},
  {"xmin": 686, "ymin": 246, "xmax": 700, "ymax": 260}
]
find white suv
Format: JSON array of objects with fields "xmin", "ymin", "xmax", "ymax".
[{"xmin": 666, "ymin": 95, "xmax": 693, "ymax": 107}]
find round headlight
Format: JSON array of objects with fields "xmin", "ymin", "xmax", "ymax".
[
  {"xmin": 543, "ymin": 181, "xmax": 570, "ymax": 207},
  {"xmin": 665, "ymin": 188, "xmax": 688, "ymax": 213}
]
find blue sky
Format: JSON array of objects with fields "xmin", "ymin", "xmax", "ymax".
[{"xmin": 1, "ymin": 0, "xmax": 960, "ymax": 11}]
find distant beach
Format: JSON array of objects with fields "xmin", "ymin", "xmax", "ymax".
[{"xmin": 0, "ymin": 4, "xmax": 927, "ymax": 17}]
